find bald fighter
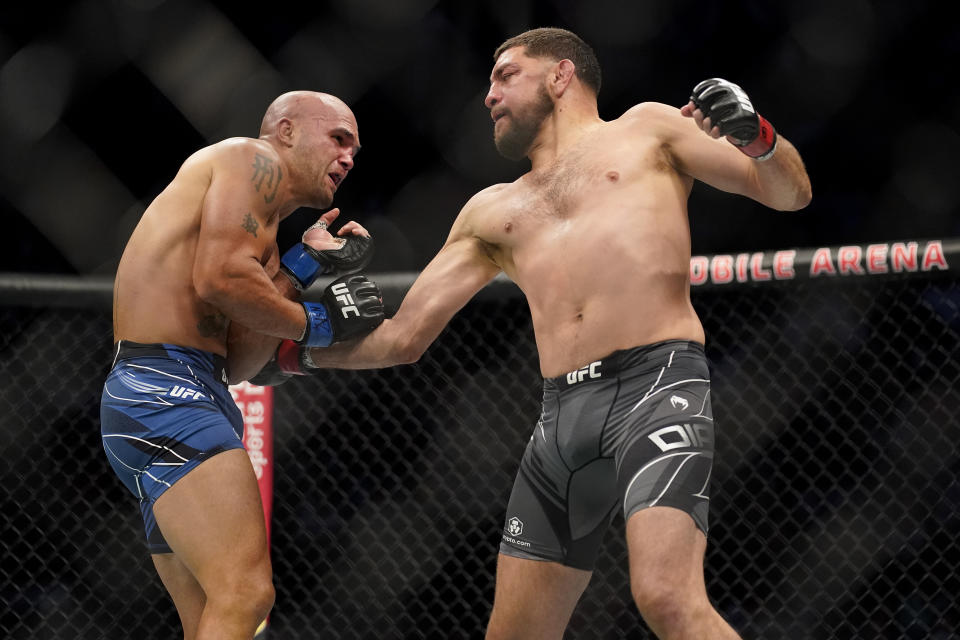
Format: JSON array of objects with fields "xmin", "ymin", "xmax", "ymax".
[
  {"xmin": 291, "ymin": 29, "xmax": 811, "ymax": 638},
  {"xmin": 100, "ymin": 91, "xmax": 384, "ymax": 640}
]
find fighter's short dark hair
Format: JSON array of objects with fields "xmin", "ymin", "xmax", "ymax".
[{"xmin": 493, "ymin": 27, "xmax": 602, "ymax": 96}]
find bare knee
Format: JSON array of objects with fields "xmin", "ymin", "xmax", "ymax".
[
  {"xmin": 631, "ymin": 572, "xmax": 702, "ymax": 633},
  {"xmin": 238, "ymin": 574, "xmax": 275, "ymax": 622},
  {"xmin": 247, "ymin": 577, "xmax": 275, "ymax": 622},
  {"xmin": 207, "ymin": 573, "xmax": 275, "ymax": 623}
]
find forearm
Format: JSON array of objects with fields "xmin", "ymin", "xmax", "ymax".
[
  {"xmin": 225, "ymin": 271, "xmax": 300, "ymax": 383},
  {"xmin": 306, "ymin": 317, "xmax": 423, "ymax": 370},
  {"xmin": 305, "ymin": 232, "xmax": 500, "ymax": 371},
  {"xmin": 753, "ymin": 136, "xmax": 812, "ymax": 211},
  {"xmin": 198, "ymin": 264, "xmax": 306, "ymax": 340},
  {"xmin": 227, "ymin": 326, "xmax": 283, "ymax": 383},
  {"xmin": 683, "ymin": 79, "xmax": 812, "ymax": 213}
]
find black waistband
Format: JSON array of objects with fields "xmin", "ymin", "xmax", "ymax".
[
  {"xmin": 112, "ymin": 340, "xmax": 230, "ymax": 387},
  {"xmin": 546, "ymin": 340, "xmax": 704, "ymax": 388}
]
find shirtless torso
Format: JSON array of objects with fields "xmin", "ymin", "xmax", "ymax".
[
  {"xmin": 462, "ymin": 105, "xmax": 704, "ymax": 376},
  {"xmin": 113, "ymin": 138, "xmax": 283, "ymax": 355},
  {"xmin": 311, "ymin": 100, "xmax": 806, "ymax": 377}
]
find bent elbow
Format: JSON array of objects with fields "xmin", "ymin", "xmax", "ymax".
[
  {"xmin": 771, "ymin": 182, "xmax": 812, "ymax": 212},
  {"xmin": 394, "ymin": 339, "xmax": 427, "ymax": 365},
  {"xmin": 226, "ymin": 371, "xmax": 247, "ymax": 386},
  {"xmin": 194, "ymin": 275, "xmax": 217, "ymax": 302},
  {"xmin": 194, "ymin": 275, "xmax": 228, "ymax": 306},
  {"xmin": 391, "ymin": 330, "xmax": 432, "ymax": 365},
  {"xmin": 791, "ymin": 181, "xmax": 813, "ymax": 211}
]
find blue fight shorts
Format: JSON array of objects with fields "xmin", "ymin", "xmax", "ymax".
[{"xmin": 100, "ymin": 340, "xmax": 245, "ymax": 553}]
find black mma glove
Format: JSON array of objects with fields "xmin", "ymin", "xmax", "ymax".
[
  {"xmin": 280, "ymin": 235, "xmax": 374, "ymax": 291},
  {"xmin": 690, "ymin": 78, "xmax": 777, "ymax": 160},
  {"xmin": 248, "ymin": 339, "xmax": 312, "ymax": 386},
  {"xmin": 297, "ymin": 273, "xmax": 384, "ymax": 348}
]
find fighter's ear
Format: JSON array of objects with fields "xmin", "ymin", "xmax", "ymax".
[
  {"xmin": 551, "ymin": 59, "xmax": 577, "ymax": 97},
  {"xmin": 276, "ymin": 117, "xmax": 295, "ymax": 147}
]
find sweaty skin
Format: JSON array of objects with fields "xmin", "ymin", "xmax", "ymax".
[
  {"xmin": 306, "ymin": 41, "xmax": 810, "ymax": 640},
  {"xmin": 461, "ymin": 107, "xmax": 709, "ymax": 375},
  {"xmin": 104, "ymin": 91, "xmax": 367, "ymax": 640},
  {"xmin": 113, "ymin": 139, "xmax": 285, "ymax": 354},
  {"xmin": 307, "ymin": 50, "xmax": 809, "ymax": 378},
  {"xmin": 113, "ymin": 92, "xmax": 364, "ymax": 368}
]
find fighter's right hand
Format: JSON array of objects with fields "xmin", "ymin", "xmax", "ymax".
[
  {"xmin": 297, "ymin": 274, "xmax": 384, "ymax": 348},
  {"xmin": 247, "ymin": 339, "xmax": 311, "ymax": 386},
  {"xmin": 281, "ymin": 209, "xmax": 374, "ymax": 291}
]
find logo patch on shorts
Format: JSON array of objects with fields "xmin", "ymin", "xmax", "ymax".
[
  {"xmin": 506, "ymin": 516, "xmax": 523, "ymax": 536},
  {"xmin": 565, "ymin": 361, "xmax": 602, "ymax": 385},
  {"xmin": 168, "ymin": 385, "xmax": 205, "ymax": 400},
  {"xmin": 670, "ymin": 395, "xmax": 689, "ymax": 411}
]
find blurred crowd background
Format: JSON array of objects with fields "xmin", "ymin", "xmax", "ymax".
[{"xmin": 1, "ymin": 0, "xmax": 957, "ymax": 278}]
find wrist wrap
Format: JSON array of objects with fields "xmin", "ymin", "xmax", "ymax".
[
  {"xmin": 297, "ymin": 302, "xmax": 333, "ymax": 347},
  {"xmin": 735, "ymin": 114, "xmax": 777, "ymax": 160},
  {"xmin": 280, "ymin": 243, "xmax": 329, "ymax": 291}
]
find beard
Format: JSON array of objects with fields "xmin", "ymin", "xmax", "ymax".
[{"xmin": 493, "ymin": 84, "xmax": 554, "ymax": 161}]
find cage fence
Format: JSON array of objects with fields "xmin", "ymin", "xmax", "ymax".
[{"xmin": 0, "ymin": 239, "xmax": 958, "ymax": 639}]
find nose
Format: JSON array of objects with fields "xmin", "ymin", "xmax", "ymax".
[
  {"xmin": 484, "ymin": 86, "xmax": 499, "ymax": 110},
  {"xmin": 339, "ymin": 150, "xmax": 354, "ymax": 172}
]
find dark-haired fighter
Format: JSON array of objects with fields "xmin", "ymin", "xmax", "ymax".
[
  {"xmin": 100, "ymin": 91, "xmax": 383, "ymax": 640},
  {"xmin": 300, "ymin": 29, "xmax": 811, "ymax": 639}
]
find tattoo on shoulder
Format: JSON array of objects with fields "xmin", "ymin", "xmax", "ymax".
[
  {"xmin": 251, "ymin": 153, "xmax": 282, "ymax": 203},
  {"xmin": 197, "ymin": 312, "xmax": 227, "ymax": 338},
  {"xmin": 242, "ymin": 212, "xmax": 259, "ymax": 237}
]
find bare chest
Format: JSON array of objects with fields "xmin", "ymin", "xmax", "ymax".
[{"xmin": 482, "ymin": 138, "xmax": 671, "ymax": 250}]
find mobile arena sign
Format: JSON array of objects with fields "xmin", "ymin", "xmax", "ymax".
[{"xmin": 690, "ymin": 239, "xmax": 956, "ymax": 287}]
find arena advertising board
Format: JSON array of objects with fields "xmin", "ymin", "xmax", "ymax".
[{"xmin": 690, "ymin": 239, "xmax": 956, "ymax": 287}]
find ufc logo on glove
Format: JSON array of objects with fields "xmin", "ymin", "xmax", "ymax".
[{"xmin": 332, "ymin": 282, "xmax": 360, "ymax": 318}]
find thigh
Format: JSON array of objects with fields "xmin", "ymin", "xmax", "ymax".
[
  {"xmin": 101, "ymin": 359, "xmax": 246, "ymax": 552},
  {"xmin": 486, "ymin": 554, "xmax": 592, "ymax": 640},
  {"xmin": 626, "ymin": 506, "xmax": 708, "ymax": 595},
  {"xmin": 611, "ymin": 359, "xmax": 715, "ymax": 536},
  {"xmin": 152, "ymin": 448, "xmax": 271, "ymax": 592},
  {"xmin": 153, "ymin": 552, "xmax": 206, "ymax": 639},
  {"xmin": 499, "ymin": 381, "xmax": 619, "ymax": 571}
]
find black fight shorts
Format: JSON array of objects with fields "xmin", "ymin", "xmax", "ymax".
[{"xmin": 499, "ymin": 340, "xmax": 715, "ymax": 571}]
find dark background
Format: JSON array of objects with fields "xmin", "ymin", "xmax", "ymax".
[
  {"xmin": 1, "ymin": 3, "xmax": 959, "ymax": 637},
  {"xmin": 1, "ymin": 0, "xmax": 957, "ymax": 277},
  {"xmin": 3, "ymin": 274, "xmax": 959, "ymax": 638}
]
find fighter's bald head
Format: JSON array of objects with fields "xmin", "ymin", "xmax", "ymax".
[{"xmin": 259, "ymin": 91, "xmax": 353, "ymax": 137}]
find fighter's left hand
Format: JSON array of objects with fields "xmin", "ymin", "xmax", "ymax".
[
  {"xmin": 681, "ymin": 78, "xmax": 778, "ymax": 160},
  {"xmin": 281, "ymin": 209, "xmax": 376, "ymax": 290},
  {"xmin": 301, "ymin": 208, "xmax": 371, "ymax": 251},
  {"xmin": 680, "ymin": 101, "xmax": 723, "ymax": 139}
]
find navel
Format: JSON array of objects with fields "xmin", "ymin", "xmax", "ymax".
[{"xmin": 606, "ymin": 171, "xmax": 619, "ymax": 182}]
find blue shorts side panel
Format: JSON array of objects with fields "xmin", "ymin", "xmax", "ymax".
[{"xmin": 100, "ymin": 349, "xmax": 245, "ymax": 553}]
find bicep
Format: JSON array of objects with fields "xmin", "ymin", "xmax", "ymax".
[
  {"xmin": 628, "ymin": 102, "xmax": 760, "ymax": 200},
  {"xmin": 668, "ymin": 120, "xmax": 810, "ymax": 210},
  {"xmin": 194, "ymin": 163, "xmax": 272, "ymax": 288},
  {"xmin": 668, "ymin": 121, "xmax": 760, "ymax": 199},
  {"xmin": 393, "ymin": 237, "xmax": 501, "ymax": 342}
]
